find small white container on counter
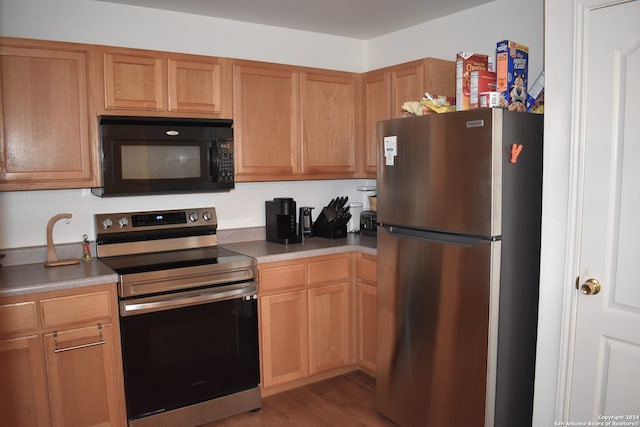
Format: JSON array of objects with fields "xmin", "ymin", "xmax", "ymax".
[
  {"xmin": 348, "ymin": 202, "xmax": 363, "ymax": 232},
  {"xmin": 357, "ymin": 186, "xmax": 376, "ymax": 210}
]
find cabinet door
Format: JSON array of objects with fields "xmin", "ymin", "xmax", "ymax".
[
  {"xmin": 104, "ymin": 51, "xmax": 167, "ymax": 111},
  {"xmin": 308, "ymin": 282, "xmax": 351, "ymax": 374},
  {"xmin": 356, "ymin": 283, "xmax": 377, "ymax": 374},
  {"xmin": 44, "ymin": 323, "xmax": 124, "ymax": 427},
  {"xmin": 0, "ymin": 336, "xmax": 50, "ymax": 427},
  {"xmin": 259, "ymin": 290, "xmax": 308, "ymax": 388},
  {"xmin": 355, "ymin": 254, "xmax": 377, "ymax": 373},
  {"xmin": 168, "ymin": 57, "xmax": 229, "ymax": 115},
  {"xmin": 390, "ymin": 61, "xmax": 424, "ymax": 118},
  {"xmin": 363, "ymin": 70, "xmax": 390, "ymax": 176},
  {"xmin": 300, "ymin": 71, "xmax": 357, "ymax": 177},
  {"xmin": 0, "ymin": 41, "xmax": 95, "ymax": 190},
  {"xmin": 103, "ymin": 51, "xmax": 165, "ymax": 111},
  {"xmin": 423, "ymin": 57, "xmax": 456, "ymax": 100},
  {"xmin": 233, "ymin": 63, "xmax": 300, "ymax": 180}
]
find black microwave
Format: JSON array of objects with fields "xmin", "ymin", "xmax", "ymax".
[{"xmin": 92, "ymin": 116, "xmax": 234, "ymax": 197}]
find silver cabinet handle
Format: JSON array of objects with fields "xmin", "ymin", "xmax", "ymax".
[{"xmin": 53, "ymin": 324, "xmax": 106, "ymax": 353}]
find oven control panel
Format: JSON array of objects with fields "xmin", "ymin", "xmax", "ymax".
[{"xmin": 95, "ymin": 207, "xmax": 218, "ymax": 234}]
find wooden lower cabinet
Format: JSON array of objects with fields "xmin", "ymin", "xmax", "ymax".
[
  {"xmin": 0, "ymin": 284, "xmax": 126, "ymax": 427},
  {"xmin": 356, "ymin": 283, "xmax": 377, "ymax": 374},
  {"xmin": 308, "ymin": 282, "xmax": 350, "ymax": 374},
  {"xmin": 0, "ymin": 335, "xmax": 50, "ymax": 426},
  {"xmin": 355, "ymin": 253, "xmax": 378, "ymax": 374},
  {"xmin": 44, "ymin": 323, "xmax": 122, "ymax": 427},
  {"xmin": 259, "ymin": 290, "xmax": 309, "ymax": 388},
  {"xmin": 258, "ymin": 253, "xmax": 353, "ymax": 393}
]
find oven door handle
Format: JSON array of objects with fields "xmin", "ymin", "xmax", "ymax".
[{"xmin": 120, "ymin": 281, "xmax": 257, "ymax": 316}]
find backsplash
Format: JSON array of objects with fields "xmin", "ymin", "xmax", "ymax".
[{"xmin": 1, "ymin": 226, "xmax": 266, "ymax": 267}]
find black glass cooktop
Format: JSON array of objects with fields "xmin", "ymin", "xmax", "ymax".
[{"xmin": 99, "ymin": 246, "xmax": 252, "ymax": 276}]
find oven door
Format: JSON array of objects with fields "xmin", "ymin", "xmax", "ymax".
[{"xmin": 119, "ymin": 282, "xmax": 259, "ymax": 421}]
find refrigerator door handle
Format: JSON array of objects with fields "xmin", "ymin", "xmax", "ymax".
[{"xmin": 383, "ymin": 224, "xmax": 490, "ymax": 246}]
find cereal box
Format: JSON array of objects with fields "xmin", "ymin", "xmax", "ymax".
[
  {"xmin": 456, "ymin": 52, "xmax": 489, "ymax": 111},
  {"xmin": 496, "ymin": 40, "xmax": 528, "ymax": 111},
  {"xmin": 526, "ymin": 69, "xmax": 544, "ymax": 113},
  {"xmin": 470, "ymin": 70, "xmax": 496, "ymax": 109}
]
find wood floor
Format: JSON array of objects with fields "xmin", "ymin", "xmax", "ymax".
[{"xmin": 201, "ymin": 371, "xmax": 398, "ymax": 427}]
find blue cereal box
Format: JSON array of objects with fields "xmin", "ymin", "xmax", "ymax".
[{"xmin": 496, "ymin": 40, "xmax": 528, "ymax": 111}]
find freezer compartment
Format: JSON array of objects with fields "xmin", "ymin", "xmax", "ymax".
[
  {"xmin": 375, "ymin": 226, "xmax": 496, "ymax": 427},
  {"xmin": 376, "ymin": 109, "xmax": 543, "ymax": 238}
]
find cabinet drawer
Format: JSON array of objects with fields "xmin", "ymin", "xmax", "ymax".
[
  {"xmin": 307, "ymin": 257, "xmax": 350, "ymax": 285},
  {"xmin": 41, "ymin": 291, "xmax": 112, "ymax": 329},
  {"xmin": 0, "ymin": 301, "xmax": 37, "ymax": 338},
  {"xmin": 259, "ymin": 264, "xmax": 306, "ymax": 293},
  {"xmin": 356, "ymin": 257, "xmax": 377, "ymax": 285}
]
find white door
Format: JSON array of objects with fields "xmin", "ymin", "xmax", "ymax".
[{"xmin": 569, "ymin": 0, "xmax": 640, "ymax": 422}]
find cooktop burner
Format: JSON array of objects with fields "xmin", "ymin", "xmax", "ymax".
[{"xmin": 98, "ymin": 246, "xmax": 248, "ymax": 276}]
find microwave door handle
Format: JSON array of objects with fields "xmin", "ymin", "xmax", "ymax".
[{"xmin": 209, "ymin": 141, "xmax": 219, "ymax": 182}]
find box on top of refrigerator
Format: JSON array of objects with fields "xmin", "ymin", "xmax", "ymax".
[
  {"xmin": 470, "ymin": 70, "xmax": 497, "ymax": 109},
  {"xmin": 456, "ymin": 52, "xmax": 489, "ymax": 111},
  {"xmin": 496, "ymin": 40, "xmax": 528, "ymax": 111}
]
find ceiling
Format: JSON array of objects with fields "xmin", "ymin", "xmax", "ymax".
[{"xmin": 96, "ymin": 0, "xmax": 494, "ymax": 39}]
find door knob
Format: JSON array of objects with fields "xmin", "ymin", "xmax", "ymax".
[{"xmin": 580, "ymin": 278, "xmax": 601, "ymax": 295}]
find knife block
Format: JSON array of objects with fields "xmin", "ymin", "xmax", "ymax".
[{"xmin": 312, "ymin": 210, "xmax": 348, "ymax": 239}]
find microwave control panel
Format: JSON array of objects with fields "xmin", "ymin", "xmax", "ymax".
[{"xmin": 216, "ymin": 139, "xmax": 234, "ymax": 186}]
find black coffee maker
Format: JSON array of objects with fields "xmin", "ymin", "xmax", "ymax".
[{"xmin": 265, "ymin": 198, "xmax": 302, "ymax": 244}]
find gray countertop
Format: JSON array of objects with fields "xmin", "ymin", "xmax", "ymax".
[
  {"xmin": 0, "ymin": 234, "xmax": 376, "ymax": 298},
  {"xmin": 0, "ymin": 259, "xmax": 118, "ymax": 298},
  {"xmin": 223, "ymin": 233, "xmax": 377, "ymax": 263}
]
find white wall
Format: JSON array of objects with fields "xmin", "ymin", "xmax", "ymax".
[
  {"xmin": 533, "ymin": 0, "xmax": 573, "ymax": 425},
  {"xmin": 367, "ymin": 0, "xmax": 544, "ymax": 78},
  {"xmin": 0, "ymin": 181, "xmax": 373, "ymax": 248},
  {"xmin": 0, "ymin": 0, "xmax": 367, "ymax": 71}
]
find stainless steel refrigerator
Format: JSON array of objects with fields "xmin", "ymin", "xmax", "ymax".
[{"xmin": 375, "ymin": 109, "xmax": 543, "ymax": 427}]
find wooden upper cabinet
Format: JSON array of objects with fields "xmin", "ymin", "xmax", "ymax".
[
  {"xmin": 389, "ymin": 61, "xmax": 425, "ymax": 118},
  {"xmin": 362, "ymin": 58, "xmax": 455, "ymax": 178},
  {"xmin": 168, "ymin": 58, "xmax": 225, "ymax": 114},
  {"xmin": 100, "ymin": 46, "xmax": 231, "ymax": 118},
  {"xmin": 389, "ymin": 58, "xmax": 455, "ymax": 118},
  {"xmin": 364, "ymin": 70, "xmax": 391, "ymax": 176},
  {"xmin": 103, "ymin": 51, "xmax": 165, "ymax": 110},
  {"xmin": 0, "ymin": 37, "xmax": 97, "ymax": 191},
  {"xmin": 233, "ymin": 61, "xmax": 300, "ymax": 181},
  {"xmin": 233, "ymin": 61, "xmax": 362, "ymax": 181},
  {"xmin": 300, "ymin": 70, "xmax": 360, "ymax": 178}
]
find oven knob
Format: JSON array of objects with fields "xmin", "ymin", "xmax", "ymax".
[
  {"xmin": 101, "ymin": 218, "xmax": 113, "ymax": 229},
  {"xmin": 202, "ymin": 211, "xmax": 212, "ymax": 221},
  {"xmin": 118, "ymin": 217, "xmax": 129, "ymax": 228},
  {"xmin": 188, "ymin": 212, "xmax": 199, "ymax": 222}
]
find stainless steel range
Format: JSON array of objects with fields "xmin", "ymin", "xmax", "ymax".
[{"xmin": 95, "ymin": 207, "xmax": 260, "ymax": 427}]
